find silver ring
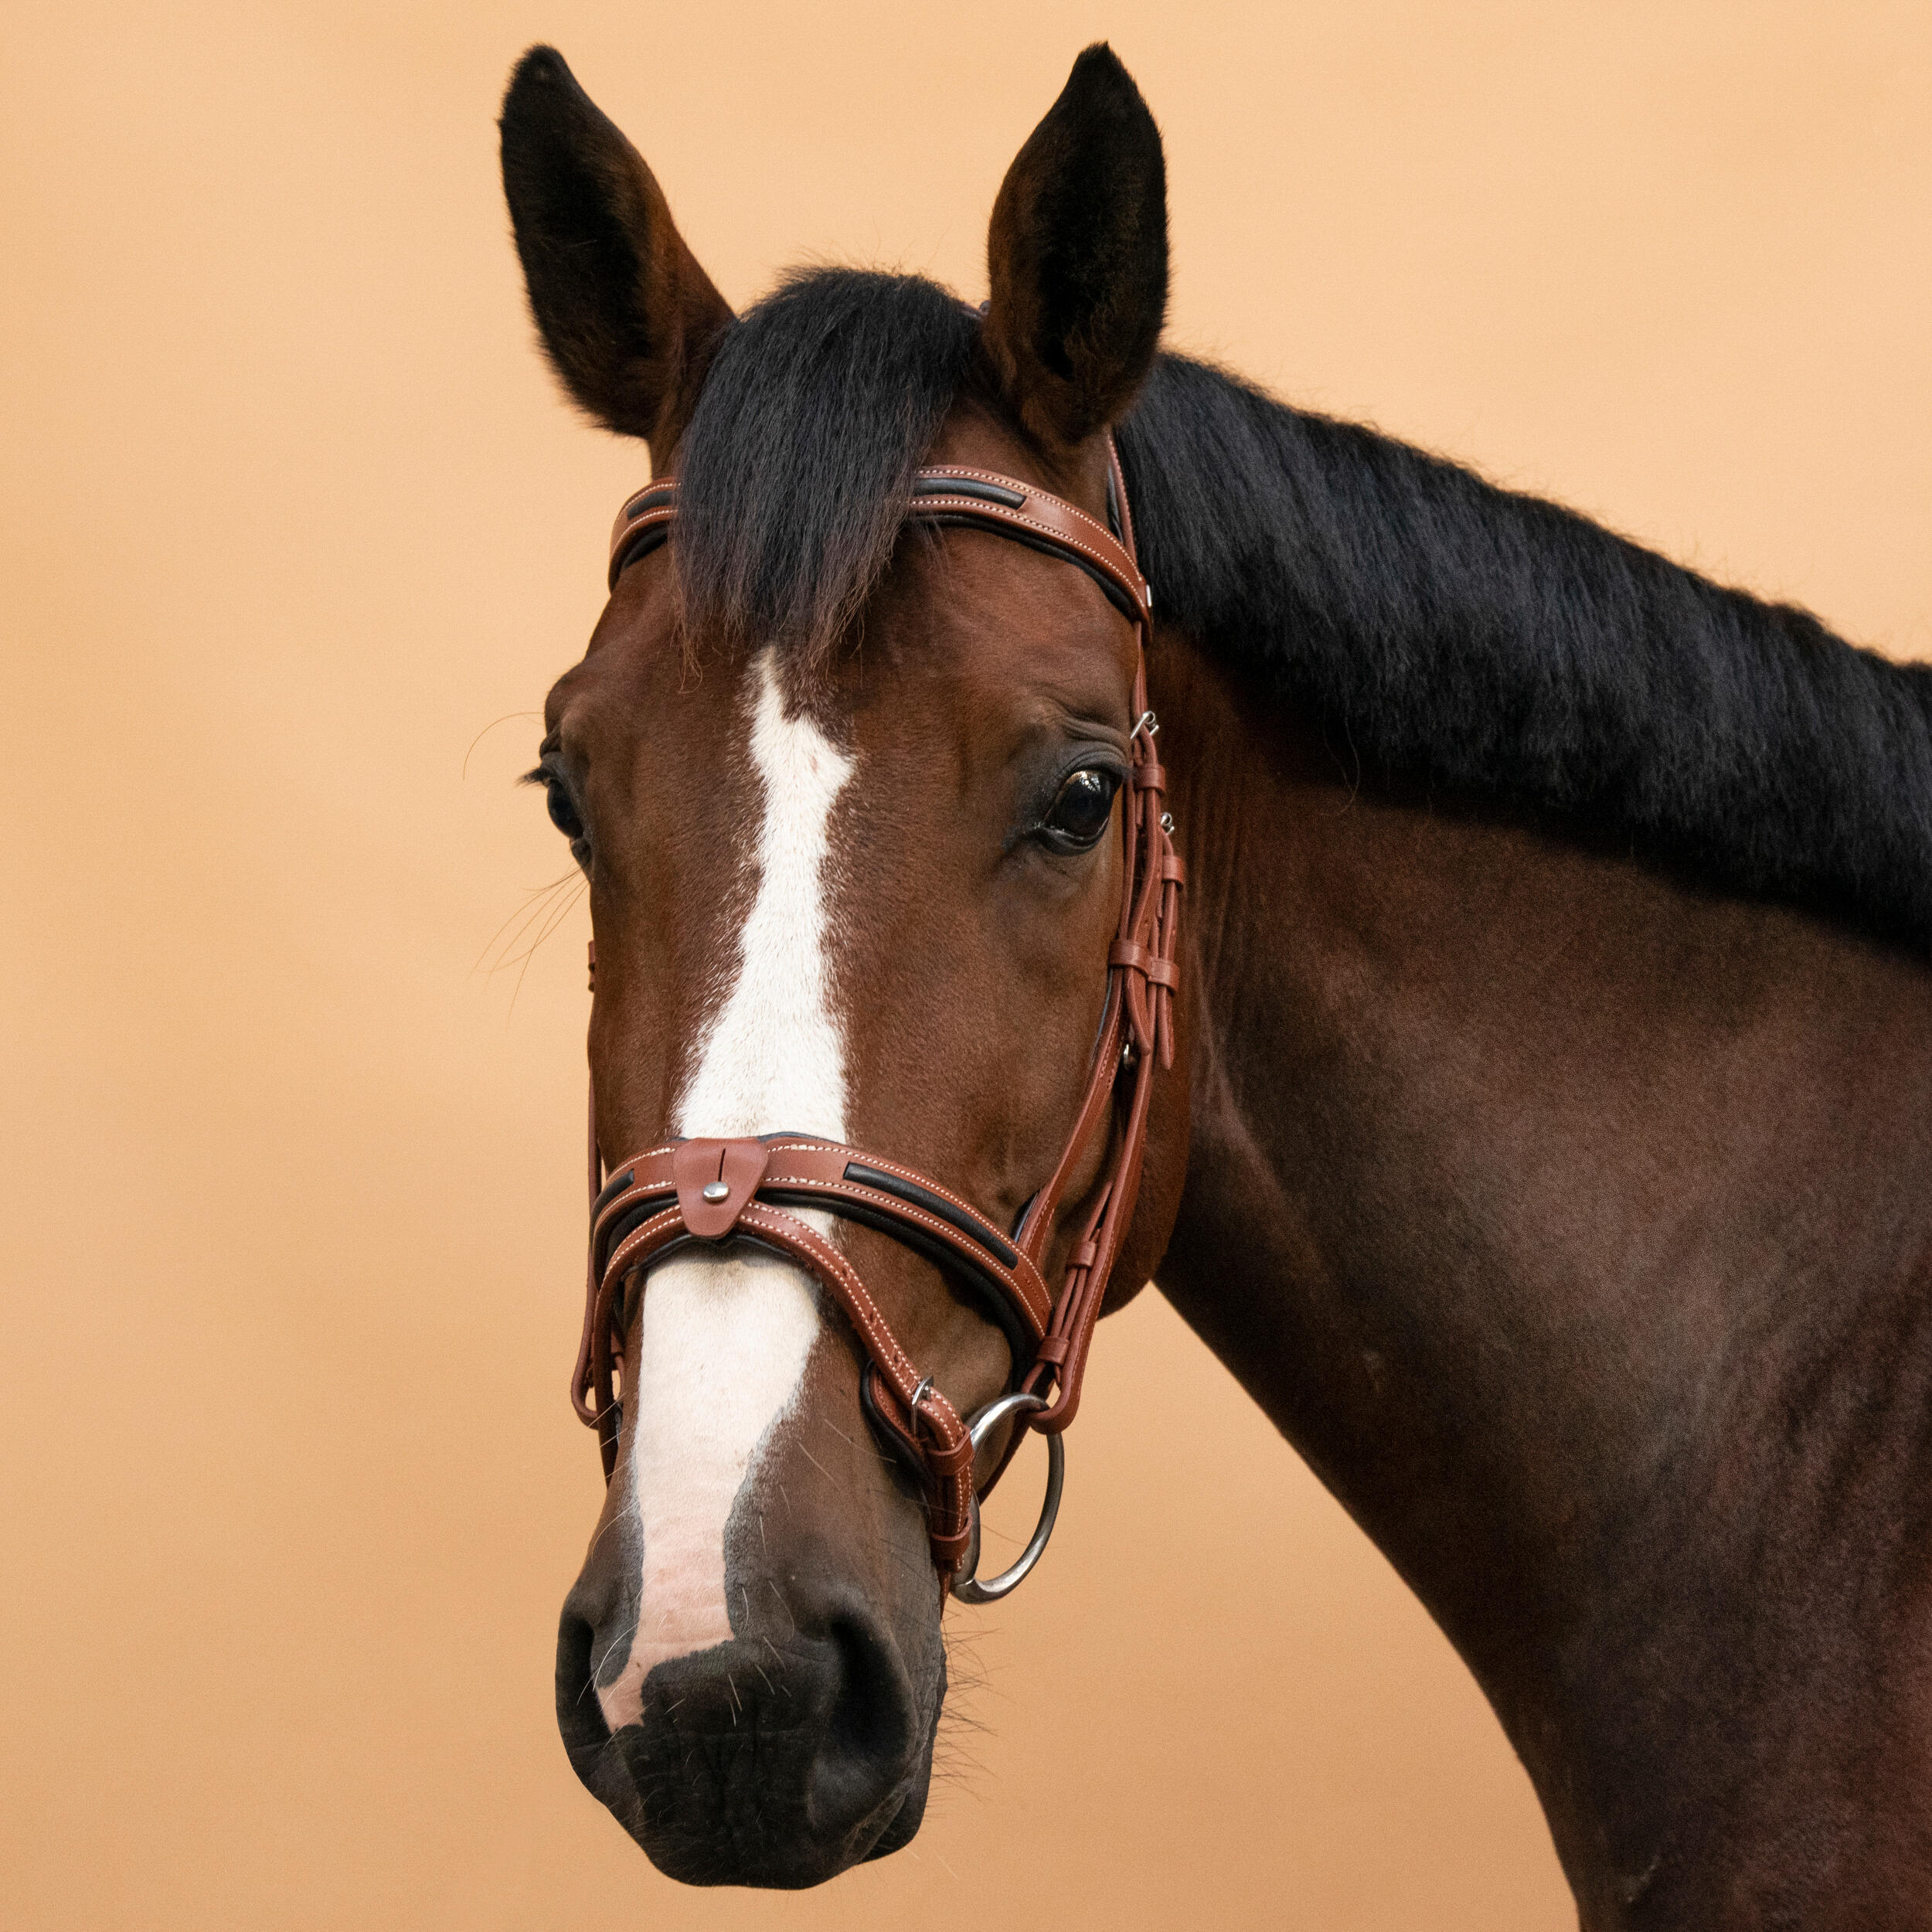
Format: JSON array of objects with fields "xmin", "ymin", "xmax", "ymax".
[{"xmin": 951, "ymin": 1392, "xmax": 1065, "ymax": 1606}]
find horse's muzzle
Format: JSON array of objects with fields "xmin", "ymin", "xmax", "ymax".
[{"xmin": 555, "ymin": 1590, "xmax": 938, "ymax": 1886}]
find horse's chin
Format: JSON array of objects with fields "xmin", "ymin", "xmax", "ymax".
[
  {"xmin": 859, "ymin": 1690, "xmax": 941, "ymax": 1863},
  {"xmin": 556, "ymin": 1606, "xmax": 944, "ymax": 1888}
]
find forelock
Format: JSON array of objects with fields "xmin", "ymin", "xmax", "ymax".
[{"xmin": 673, "ymin": 269, "xmax": 978, "ymax": 662}]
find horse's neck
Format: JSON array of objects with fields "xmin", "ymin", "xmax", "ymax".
[{"xmin": 1150, "ymin": 631, "xmax": 1932, "ymax": 1926}]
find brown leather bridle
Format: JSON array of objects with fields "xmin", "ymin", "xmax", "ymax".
[{"xmin": 571, "ymin": 437, "xmax": 1183, "ymax": 1600}]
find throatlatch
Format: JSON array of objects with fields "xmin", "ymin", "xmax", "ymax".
[{"xmin": 572, "ymin": 436, "xmax": 1184, "ymax": 1599}]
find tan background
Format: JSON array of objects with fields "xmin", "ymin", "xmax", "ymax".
[{"xmin": 3, "ymin": 4, "xmax": 1927, "ymax": 1927}]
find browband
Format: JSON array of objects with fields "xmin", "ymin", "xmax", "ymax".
[{"xmin": 608, "ymin": 463, "xmax": 1153, "ymax": 624}]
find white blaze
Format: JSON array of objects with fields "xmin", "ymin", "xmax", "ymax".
[{"xmin": 597, "ymin": 651, "xmax": 851, "ymax": 1732}]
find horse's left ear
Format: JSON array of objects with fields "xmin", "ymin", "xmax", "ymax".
[{"xmin": 982, "ymin": 44, "xmax": 1168, "ymax": 453}]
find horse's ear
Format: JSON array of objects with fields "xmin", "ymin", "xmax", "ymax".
[
  {"xmin": 982, "ymin": 44, "xmax": 1168, "ymax": 453},
  {"xmin": 499, "ymin": 47, "xmax": 732, "ymax": 458}
]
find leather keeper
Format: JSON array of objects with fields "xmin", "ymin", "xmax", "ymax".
[
  {"xmin": 920, "ymin": 1432, "xmax": 976, "ymax": 1480},
  {"xmin": 1108, "ymin": 939, "xmax": 1179, "ymax": 989},
  {"xmin": 930, "ymin": 1528, "xmax": 972, "ymax": 1567}
]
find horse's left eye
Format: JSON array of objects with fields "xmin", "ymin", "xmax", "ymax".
[{"xmin": 1040, "ymin": 768, "xmax": 1119, "ymax": 851}]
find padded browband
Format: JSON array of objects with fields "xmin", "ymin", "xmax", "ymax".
[{"xmin": 607, "ymin": 464, "xmax": 1154, "ymax": 622}]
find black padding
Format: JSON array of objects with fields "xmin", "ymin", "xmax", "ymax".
[
  {"xmin": 857, "ymin": 1364, "xmax": 930, "ymax": 1482},
  {"xmin": 593, "ymin": 1189, "xmax": 675, "ymax": 1274},
  {"xmin": 612, "ymin": 524, "xmax": 671, "ymax": 580},
  {"xmin": 624, "ymin": 485, "xmax": 678, "ymax": 522},
  {"xmin": 913, "ymin": 474, "xmax": 1026, "ymax": 509},
  {"xmin": 592, "ymin": 1167, "xmax": 637, "ymax": 1216},
  {"xmin": 843, "ymin": 1160, "xmax": 1020, "ymax": 1266}
]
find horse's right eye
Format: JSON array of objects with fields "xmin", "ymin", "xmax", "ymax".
[
  {"xmin": 546, "ymin": 779, "xmax": 585, "ymax": 842},
  {"xmin": 525, "ymin": 760, "xmax": 589, "ymax": 853}
]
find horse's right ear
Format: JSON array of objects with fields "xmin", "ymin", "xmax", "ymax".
[{"xmin": 499, "ymin": 47, "xmax": 732, "ymax": 460}]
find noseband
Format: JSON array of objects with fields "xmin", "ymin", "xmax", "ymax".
[{"xmin": 573, "ymin": 437, "xmax": 1184, "ymax": 1600}]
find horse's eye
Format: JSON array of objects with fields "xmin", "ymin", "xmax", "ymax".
[
  {"xmin": 1040, "ymin": 768, "xmax": 1119, "ymax": 851},
  {"xmin": 543, "ymin": 777, "xmax": 584, "ymax": 842},
  {"xmin": 546, "ymin": 781, "xmax": 584, "ymax": 841}
]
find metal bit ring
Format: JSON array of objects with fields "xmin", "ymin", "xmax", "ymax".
[{"xmin": 952, "ymin": 1392, "xmax": 1065, "ymax": 1605}]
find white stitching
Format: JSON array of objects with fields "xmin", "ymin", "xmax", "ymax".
[
  {"xmin": 913, "ymin": 467, "xmax": 1120, "ymax": 547},
  {"xmin": 597, "ymin": 1141, "xmax": 681, "ymax": 1176},
  {"xmin": 739, "ymin": 1204, "xmax": 919, "ymax": 1385},
  {"xmin": 599, "ymin": 1206, "xmax": 685, "ymax": 1293},
  {"xmin": 760, "ymin": 1174, "xmax": 1050, "ymax": 1328},
  {"xmin": 762, "ymin": 1141, "xmax": 1029, "ymax": 1236},
  {"xmin": 910, "ymin": 498, "xmax": 1148, "ymax": 611}
]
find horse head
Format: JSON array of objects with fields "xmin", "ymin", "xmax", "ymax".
[{"xmin": 500, "ymin": 43, "xmax": 1190, "ymax": 1886}]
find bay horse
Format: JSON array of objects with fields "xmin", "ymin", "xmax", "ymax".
[{"xmin": 498, "ymin": 41, "xmax": 1932, "ymax": 1926}]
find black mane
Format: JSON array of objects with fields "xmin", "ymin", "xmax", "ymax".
[
  {"xmin": 672, "ymin": 267, "xmax": 1932, "ymax": 951},
  {"xmin": 1117, "ymin": 355, "xmax": 1932, "ymax": 951}
]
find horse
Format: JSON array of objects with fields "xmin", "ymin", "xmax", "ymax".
[{"xmin": 497, "ymin": 40, "xmax": 1932, "ymax": 1926}]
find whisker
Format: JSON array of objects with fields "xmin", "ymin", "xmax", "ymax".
[
  {"xmin": 818, "ymin": 1413, "xmax": 893, "ymax": 1468},
  {"xmin": 473, "ymin": 869, "xmax": 578, "ymax": 978},
  {"xmin": 494, "ymin": 875, "xmax": 583, "ymax": 973},
  {"xmin": 498, "ymin": 878, "xmax": 582, "ymax": 974},
  {"xmin": 508, "ymin": 877, "xmax": 587, "ymax": 1017},
  {"xmin": 462, "ymin": 709, "xmax": 543, "ymax": 781}
]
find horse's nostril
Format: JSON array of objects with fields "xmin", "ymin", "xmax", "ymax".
[
  {"xmin": 808, "ymin": 1613, "xmax": 920, "ymax": 1838},
  {"xmin": 553, "ymin": 1598, "xmax": 617, "ymax": 1791}
]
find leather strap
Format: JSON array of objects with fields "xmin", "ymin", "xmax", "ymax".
[
  {"xmin": 611, "ymin": 464, "xmax": 1153, "ymax": 623},
  {"xmin": 579, "ymin": 434, "xmax": 1183, "ymax": 1587}
]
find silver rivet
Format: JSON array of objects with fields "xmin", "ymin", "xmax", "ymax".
[{"xmin": 701, "ymin": 1181, "xmax": 730, "ymax": 1202}]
